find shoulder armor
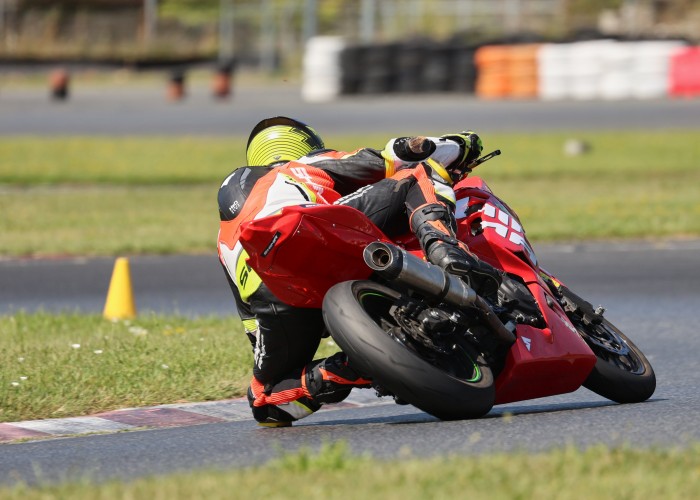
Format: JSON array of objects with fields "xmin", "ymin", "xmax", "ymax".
[{"xmin": 218, "ymin": 167, "xmax": 269, "ymax": 221}]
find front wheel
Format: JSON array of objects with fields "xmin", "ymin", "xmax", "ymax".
[
  {"xmin": 322, "ymin": 280, "xmax": 495, "ymax": 420},
  {"xmin": 578, "ymin": 317, "xmax": 656, "ymax": 404},
  {"xmin": 555, "ymin": 283, "xmax": 655, "ymax": 404}
]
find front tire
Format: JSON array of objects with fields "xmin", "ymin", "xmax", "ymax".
[
  {"xmin": 558, "ymin": 284, "xmax": 655, "ymax": 403},
  {"xmin": 322, "ymin": 280, "xmax": 495, "ymax": 420},
  {"xmin": 578, "ymin": 317, "xmax": 656, "ymax": 403}
]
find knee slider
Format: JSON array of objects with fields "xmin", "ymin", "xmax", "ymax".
[
  {"xmin": 247, "ymin": 386, "xmax": 320, "ymax": 424},
  {"xmin": 305, "ymin": 353, "xmax": 366, "ymax": 405}
]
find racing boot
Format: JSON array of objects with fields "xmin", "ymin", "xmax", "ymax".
[
  {"xmin": 411, "ymin": 203, "xmax": 502, "ymax": 300},
  {"xmin": 246, "ymin": 353, "xmax": 371, "ymax": 427},
  {"xmin": 247, "ymin": 376, "xmax": 321, "ymax": 428},
  {"xmin": 427, "ymin": 240, "xmax": 503, "ymax": 301},
  {"xmin": 304, "ymin": 352, "xmax": 372, "ymax": 404}
]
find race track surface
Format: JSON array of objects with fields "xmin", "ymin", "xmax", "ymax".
[
  {"xmin": 2, "ymin": 83, "xmax": 700, "ymax": 136},
  {"xmin": 1, "ymin": 240, "xmax": 699, "ymax": 485},
  {"xmin": 1, "ymin": 84, "xmax": 698, "ymax": 485}
]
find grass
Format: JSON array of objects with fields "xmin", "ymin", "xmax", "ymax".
[
  {"xmin": 0, "ymin": 312, "xmax": 340, "ymax": 423},
  {"xmin": 3, "ymin": 131, "xmax": 699, "ymax": 186},
  {"xmin": 0, "ymin": 137, "xmax": 241, "ymax": 185},
  {"xmin": 0, "ymin": 130, "xmax": 696, "ymax": 420},
  {"xmin": 2, "ymin": 442, "xmax": 699, "ymax": 498},
  {"xmin": 1, "ymin": 130, "xmax": 699, "ymax": 257},
  {"xmin": 1, "ymin": 131, "xmax": 697, "ymax": 493},
  {"xmin": 0, "ymin": 185, "xmax": 218, "ymax": 256}
]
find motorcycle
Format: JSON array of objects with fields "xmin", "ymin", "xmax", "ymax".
[{"xmin": 238, "ymin": 150, "xmax": 656, "ymax": 420}]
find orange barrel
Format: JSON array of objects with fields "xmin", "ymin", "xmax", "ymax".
[
  {"xmin": 474, "ymin": 45, "xmax": 510, "ymax": 99},
  {"xmin": 507, "ymin": 44, "xmax": 541, "ymax": 99}
]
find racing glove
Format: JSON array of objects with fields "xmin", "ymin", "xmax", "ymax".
[{"xmin": 441, "ymin": 131, "xmax": 483, "ymax": 171}]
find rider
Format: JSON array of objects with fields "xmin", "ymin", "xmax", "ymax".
[{"xmin": 217, "ymin": 116, "xmax": 502, "ymax": 426}]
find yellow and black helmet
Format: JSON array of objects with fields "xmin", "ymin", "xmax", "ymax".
[{"xmin": 246, "ymin": 116, "xmax": 325, "ymax": 166}]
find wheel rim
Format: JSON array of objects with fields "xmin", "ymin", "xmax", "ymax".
[
  {"xmin": 357, "ymin": 290, "xmax": 483, "ymax": 383},
  {"xmin": 578, "ymin": 320, "xmax": 646, "ymax": 375}
]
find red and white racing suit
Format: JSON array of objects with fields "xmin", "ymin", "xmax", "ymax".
[{"xmin": 217, "ymin": 138, "xmax": 463, "ymax": 425}]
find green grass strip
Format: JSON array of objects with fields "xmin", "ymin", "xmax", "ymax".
[
  {"xmin": 0, "ymin": 312, "xmax": 339, "ymax": 423},
  {"xmin": 0, "ymin": 185, "xmax": 218, "ymax": 256},
  {"xmin": 2, "ymin": 442, "xmax": 699, "ymax": 498},
  {"xmin": 1, "ymin": 131, "xmax": 699, "ymax": 257},
  {"xmin": 2, "ymin": 131, "xmax": 699, "ymax": 185},
  {"xmin": 0, "ymin": 136, "xmax": 242, "ymax": 185}
]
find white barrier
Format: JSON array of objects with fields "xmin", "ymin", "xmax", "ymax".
[
  {"xmin": 631, "ymin": 40, "xmax": 686, "ymax": 99},
  {"xmin": 571, "ymin": 40, "xmax": 616, "ymax": 100},
  {"xmin": 301, "ymin": 36, "xmax": 346, "ymax": 103},
  {"xmin": 537, "ymin": 43, "xmax": 571, "ymax": 100},
  {"xmin": 303, "ymin": 38, "xmax": 688, "ymax": 101},
  {"xmin": 538, "ymin": 39, "xmax": 686, "ymax": 101}
]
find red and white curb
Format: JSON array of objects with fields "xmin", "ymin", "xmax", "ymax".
[{"xmin": 0, "ymin": 389, "xmax": 390, "ymax": 444}]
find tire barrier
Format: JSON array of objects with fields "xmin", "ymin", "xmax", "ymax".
[
  {"xmin": 475, "ymin": 44, "xmax": 541, "ymax": 99},
  {"xmin": 302, "ymin": 37, "xmax": 693, "ymax": 102},
  {"xmin": 538, "ymin": 40, "xmax": 686, "ymax": 101},
  {"xmin": 630, "ymin": 41, "xmax": 684, "ymax": 99},
  {"xmin": 303, "ymin": 37, "xmax": 477, "ymax": 101},
  {"xmin": 302, "ymin": 36, "xmax": 346, "ymax": 102}
]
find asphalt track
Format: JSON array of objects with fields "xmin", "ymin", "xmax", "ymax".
[
  {"xmin": 1, "ymin": 84, "xmax": 700, "ymax": 485},
  {"xmin": 1, "ymin": 239, "xmax": 700, "ymax": 485},
  {"xmin": 1, "ymin": 82, "xmax": 700, "ymax": 136}
]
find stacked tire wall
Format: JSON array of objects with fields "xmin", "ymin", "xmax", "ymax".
[
  {"xmin": 303, "ymin": 37, "xmax": 476, "ymax": 101},
  {"xmin": 537, "ymin": 40, "xmax": 686, "ymax": 100},
  {"xmin": 474, "ymin": 44, "xmax": 541, "ymax": 99},
  {"xmin": 303, "ymin": 36, "xmax": 700, "ymax": 102}
]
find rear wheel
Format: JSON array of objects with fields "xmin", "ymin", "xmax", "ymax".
[{"xmin": 322, "ymin": 280, "xmax": 495, "ymax": 420}]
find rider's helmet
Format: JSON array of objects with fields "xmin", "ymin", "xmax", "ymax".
[{"xmin": 246, "ymin": 116, "xmax": 325, "ymax": 166}]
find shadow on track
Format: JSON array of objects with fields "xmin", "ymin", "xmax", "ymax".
[{"xmin": 301, "ymin": 399, "xmax": 650, "ymax": 427}]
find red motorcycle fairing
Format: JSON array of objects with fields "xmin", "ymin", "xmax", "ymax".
[
  {"xmin": 494, "ymin": 284, "xmax": 598, "ymax": 404},
  {"xmin": 240, "ymin": 181, "xmax": 597, "ymax": 406},
  {"xmin": 454, "ymin": 177, "xmax": 538, "ymax": 277},
  {"xmin": 453, "ymin": 176, "xmax": 597, "ymax": 404},
  {"xmin": 239, "ymin": 204, "xmax": 388, "ymax": 308}
]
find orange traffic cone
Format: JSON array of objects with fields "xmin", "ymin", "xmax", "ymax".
[{"xmin": 103, "ymin": 257, "xmax": 137, "ymax": 320}]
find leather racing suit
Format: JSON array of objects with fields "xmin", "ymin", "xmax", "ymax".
[{"xmin": 217, "ymin": 137, "xmax": 470, "ymax": 425}]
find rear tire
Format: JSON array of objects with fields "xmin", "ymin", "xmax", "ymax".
[{"xmin": 322, "ymin": 280, "xmax": 495, "ymax": 420}]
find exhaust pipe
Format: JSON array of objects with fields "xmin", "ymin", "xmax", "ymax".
[
  {"xmin": 363, "ymin": 241, "xmax": 515, "ymax": 345},
  {"xmin": 364, "ymin": 241, "xmax": 477, "ymax": 307}
]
